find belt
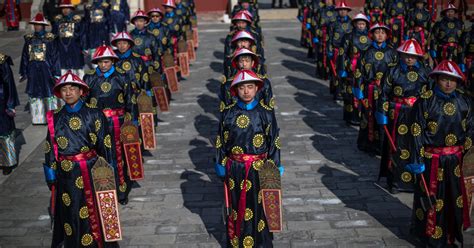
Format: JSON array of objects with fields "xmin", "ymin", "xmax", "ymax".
[
  {"xmin": 140, "ymin": 55, "xmax": 152, "ymax": 62},
  {"xmin": 59, "ymin": 149, "xmax": 103, "ymax": 247},
  {"xmin": 59, "ymin": 149, "xmax": 97, "ymax": 162},
  {"xmin": 392, "ymin": 97, "xmax": 417, "ymax": 107},
  {"xmin": 226, "ymin": 153, "xmax": 267, "ymax": 240},
  {"xmin": 102, "ymin": 108, "xmax": 125, "ymax": 118},
  {"xmin": 423, "ymin": 145, "xmax": 470, "ymax": 236}
]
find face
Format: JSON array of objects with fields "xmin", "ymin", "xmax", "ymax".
[
  {"xmin": 116, "ymin": 40, "xmax": 131, "ymax": 53},
  {"xmin": 242, "ymin": 2, "xmax": 250, "ymax": 9},
  {"xmin": 237, "ymin": 82, "xmax": 258, "ymax": 104},
  {"xmin": 60, "ymin": 84, "xmax": 83, "ymax": 105},
  {"xmin": 97, "ymin": 59, "xmax": 113, "ymax": 72},
  {"xmin": 356, "ymin": 20, "xmax": 367, "ymax": 31},
  {"xmin": 61, "ymin": 7, "xmax": 72, "ymax": 16},
  {"xmin": 373, "ymin": 29, "xmax": 388, "ymax": 43},
  {"xmin": 416, "ymin": 2, "xmax": 424, "ymax": 9},
  {"xmin": 446, "ymin": 9, "xmax": 455, "ymax": 19},
  {"xmin": 175, "ymin": 0, "xmax": 181, "ymax": 3},
  {"xmin": 238, "ymin": 55, "xmax": 255, "ymax": 70},
  {"xmin": 34, "ymin": 24, "xmax": 44, "ymax": 32},
  {"xmin": 236, "ymin": 20, "xmax": 248, "ymax": 30},
  {"xmin": 134, "ymin": 18, "xmax": 147, "ymax": 30},
  {"xmin": 150, "ymin": 13, "xmax": 162, "ymax": 23},
  {"xmin": 165, "ymin": 6, "xmax": 173, "ymax": 13},
  {"xmin": 402, "ymin": 54, "xmax": 418, "ymax": 66},
  {"xmin": 339, "ymin": 9, "xmax": 348, "ymax": 17},
  {"xmin": 437, "ymin": 75, "xmax": 458, "ymax": 94},
  {"xmin": 236, "ymin": 39, "xmax": 251, "ymax": 49}
]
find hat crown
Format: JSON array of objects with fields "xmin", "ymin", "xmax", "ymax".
[
  {"xmin": 336, "ymin": 0, "xmax": 350, "ymax": 8},
  {"xmin": 92, "ymin": 44, "xmax": 118, "ymax": 62},
  {"xmin": 163, "ymin": 0, "xmax": 176, "ymax": 7},
  {"xmin": 111, "ymin": 31, "xmax": 134, "ymax": 45},
  {"xmin": 430, "ymin": 60, "xmax": 465, "ymax": 81},
  {"xmin": 233, "ymin": 11, "xmax": 252, "ymax": 22},
  {"xmin": 148, "ymin": 7, "xmax": 163, "ymax": 15},
  {"xmin": 231, "ymin": 69, "xmax": 262, "ymax": 86},
  {"xmin": 53, "ymin": 70, "xmax": 89, "ymax": 97},
  {"xmin": 352, "ymin": 13, "xmax": 369, "ymax": 23},
  {"xmin": 232, "ymin": 30, "xmax": 255, "ymax": 42},
  {"xmin": 397, "ymin": 39, "xmax": 424, "ymax": 56}
]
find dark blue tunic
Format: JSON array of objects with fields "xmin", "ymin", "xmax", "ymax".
[
  {"xmin": 0, "ymin": 53, "xmax": 20, "ymax": 136},
  {"xmin": 52, "ymin": 13, "xmax": 87, "ymax": 70}
]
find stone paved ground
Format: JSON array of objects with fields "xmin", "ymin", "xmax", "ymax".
[{"xmin": 1, "ymin": 20, "xmax": 474, "ymax": 247}]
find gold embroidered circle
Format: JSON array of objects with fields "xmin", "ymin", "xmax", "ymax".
[
  {"xmin": 416, "ymin": 13, "xmax": 423, "ymax": 20},
  {"xmin": 61, "ymin": 160, "xmax": 73, "ymax": 172},
  {"xmin": 64, "ymin": 223, "xmax": 73, "ymax": 236},
  {"xmin": 219, "ymin": 101, "xmax": 225, "ymax": 112},
  {"xmin": 224, "ymin": 131, "xmax": 229, "ymax": 143},
  {"xmin": 454, "ymin": 165, "xmax": 461, "ymax": 177},
  {"xmin": 252, "ymin": 160, "xmax": 264, "ymax": 171},
  {"xmin": 437, "ymin": 168, "xmax": 444, "ymax": 181},
  {"xmin": 253, "ymin": 134, "xmax": 264, "ymax": 148},
  {"xmin": 456, "ymin": 196, "xmax": 463, "ymax": 208},
  {"xmin": 465, "ymin": 137, "xmax": 473, "ymax": 150},
  {"xmin": 415, "ymin": 208, "xmax": 424, "ymax": 221},
  {"xmin": 228, "ymin": 178, "xmax": 235, "ymax": 190},
  {"xmin": 443, "ymin": 102, "xmax": 456, "ymax": 116},
  {"xmin": 95, "ymin": 120, "xmax": 101, "ymax": 132},
  {"xmin": 400, "ymin": 149, "xmax": 410, "ymax": 160},
  {"xmin": 134, "ymin": 37, "xmax": 142, "ymax": 46},
  {"xmin": 152, "ymin": 29, "xmax": 160, "ymax": 36},
  {"xmin": 231, "ymin": 146, "xmax": 244, "ymax": 154},
  {"xmin": 244, "ymin": 208, "xmax": 253, "ymax": 221},
  {"xmin": 398, "ymin": 124, "xmax": 408, "ymax": 135},
  {"xmin": 104, "ymin": 134, "xmax": 112, "ymax": 148},
  {"xmin": 57, "ymin": 136, "xmax": 69, "ymax": 149},
  {"xmin": 401, "ymin": 172, "xmax": 412, "ymax": 182},
  {"xmin": 101, "ymin": 82, "xmax": 112, "ymax": 93},
  {"xmin": 118, "ymin": 93, "xmax": 124, "ymax": 103},
  {"xmin": 436, "ymin": 199, "xmax": 444, "ymax": 212},
  {"xmin": 44, "ymin": 141, "xmax": 51, "ymax": 153},
  {"xmin": 428, "ymin": 122, "xmax": 438, "ymax": 134},
  {"xmin": 445, "ymin": 133, "xmax": 457, "ymax": 146},
  {"xmin": 274, "ymin": 136, "xmax": 281, "ymax": 149},
  {"xmin": 215, "ymin": 135, "xmax": 222, "ymax": 148},
  {"xmin": 243, "ymin": 236, "xmax": 254, "ymax": 247},
  {"xmin": 407, "ymin": 71, "xmax": 418, "ymax": 82},
  {"xmin": 258, "ymin": 220, "xmax": 266, "ymax": 232},
  {"xmin": 448, "ymin": 22, "xmax": 455, "ymax": 29},
  {"xmin": 122, "ymin": 61, "xmax": 132, "ymax": 71},
  {"xmin": 375, "ymin": 51, "xmax": 384, "ymax": 61},
  {"xmin": 359, "ymin": 35, "xmax": 368, "ymax": 44},
  {"xmin": 89, "ymin": 133, "xmax": 97, "ymax": 145},
  {"xmin": 240, "ymin": 179, "xmax": 252, "ymax": 191},
  {"xmin": 236, "ymin": 115, "xmax": 250, "ymax": 128},
  {"xmin": 421, "ymin": 90, "xmax": 433, "ymax": 99},
  {"xmin": 411, "ymin": 123, "xmax": 421, "ymax": 137},
  {"xmin": 80, "ymin": 206, "xmax": 89, "ymax": 219},
  {"xmin": 394, "ymin": 86, "xmax": 403, "ymax": 96},
  {"xmin": 80, "ymin": 146, "xmax": 89, "ymax": 153},
  {"xmin": 231, "ymin": 237, "xmax": 239, "ymax": 248},
  {"xmin": 81, "ymin": 233, "xmax": 93, "ymax": 246},
  {"xmin": 432, "ymin": 226, "xmax": 442, "ymax": 239},
  {"xmin": 462, "ymin": 119, "xmax": 467, "ymax": 131},
  {"xmin": 119, "ymin": 183, "xmax": 127, "ymax": 192},
  {"xmin": 392, "ymin": 24, "xmax": 399, "ymax": 31},
  {"xmin": 62, "ymin": 193, "xmax": 71, "ymax": 206},
  {"xmin": 75, "ymin": 176, "xmax": 84, "ymax": 189}
]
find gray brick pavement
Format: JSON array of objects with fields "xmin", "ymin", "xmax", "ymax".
[{"xmin": 0, "ymin": 20, "xmax": 473, "ymax": 247}]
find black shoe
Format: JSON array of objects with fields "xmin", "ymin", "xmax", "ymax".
[
  {"xmin": 388, "ymin": 186, "xmax": 399, "ymax": 194},
  {"xmin": 119, "ymin": 198, "xmax": 129, "ymax": 205}
]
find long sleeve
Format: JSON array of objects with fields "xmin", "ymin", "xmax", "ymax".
[
  {"xmin": 122, "ymin": 0, "xmax": 130, "ymax": 21},
  {"xmin": 47, "ymin": 37, "xmax": 61, "ymax": 77},
  {"xmin": 1, "ymin": 56, "xmax": 20, "ymax": 109},
  {"xmin": 94, "ymin": 111, "xmax": 113, "ymax": 161},
  {"xmin": 265, "ymin": 110, "xmax": 281, "ymax": 168},
  {"xmin": 376, "ymin": 68, "xmax": 393, "ymax": 125},
  {"xmin": 19, "ymin": 37, "xmax": 29, "ymax": 77},
  {"xmin": 215, "ymin": 113, "xmax": 227, "ymax": 176},
  {"xmin": 43, "ymin": 128, "xmax": 57, "ymax": 183},
  {"xmin": 464, "ymin": 98, "xmax": 474, "ymax": 153}
]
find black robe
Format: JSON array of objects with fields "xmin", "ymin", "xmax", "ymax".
[{"xmin": 0, "ymin": 53, "xmax": 19, "ymax": 136}]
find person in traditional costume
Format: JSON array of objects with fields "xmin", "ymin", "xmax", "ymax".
[
  {"xmin": 108, "ymin": 0, "xmax": 129, "ymax": 33},
  {"xmin": 227, "ymin": 10, "xmax": 262, "ymax": 48},
  {"xmin": 0, "ymin": 53, "xmax": 19, "ymax": 175},
  {"xmin": 20, "ymin": 13, "xmax": 61, "ymax": 125},
  {"xmin": 385, "ymin": 0, "xmax": 408, "ymax": 48},
  {"xmin": 327, "ymin": 0, "xmax": 352, "ymax": 100},
  {"xmin": 398, "ymin": 60, "xmax": 472, "ymax": 247},
  {"xmin": 83, "ymin": 44, "xmax": 134, "ymax": 205},
  {"xmin": 84, "ymin": 0, "xmax": 111, "ymax": 57},
  {"xmin": 406, "ymin": 0, "xmax": 431, "ymax": 53},
  {"xmin": 162, "ymin": 0, "xmax": 185, "ymax": 61},
  {"xmin": 1, "ymin": 0, "xmax": 21, "ymax": 31},
  {"xmin": 231, "ymin": 0, "xmax": 261, "ymax": 35},
  {"xmin": 297, "ymin": 0, "xmax": 313, "ymax": 48},
  {"xmin": 377, "ymin": 39, "xmax": 431, "ymax": 194},
  {"xmin": 130, "ymin": 9, "xmax": 159, "ymax": 74},
  {"xmin": 364, "ymin": 0, "xmax": 386, "ymax": 25},
  {"xmin": 52, "ymin": 0, "xmax": 87, "ymax": 78},
  {"xmin": 147, "ymin": 7, "xmax": 172, "ymax": 59},
  {"xmin": 338, "ymin": 12, "xmax": 371, "ymax": 126},
  {"xmin": 215, "ymin": 69, "xmax": 282, "ymax": 247},
  {"xmin": 224, "ymin": 30, "xmax": 264, "ymax": 80},
  {"xmin": 430, "ymin": 3, "xmax": 465, "ymax": 67},
  {"xmin": 43, "ymin": 0, "xmax": 60, "ymax": 23},
  {"xmin": 174, "ymin": 0, "xmax": 192, "ymax": 32},
  {"xmin": 44, "ymin": 71, "xmax": 119, "ymax": 247},
  {"xmin": 221, "ymin": 48, "xmax": 272, "ymax": 111},
  {"xmin": 356, "ymin": 23, "xmax": 398, "ymax": 155},
  {"xmin": 311, "ymin": 0, "xmax": 335, "ymax": 79},
  {"xmin": 111, "ymin": 31, "xmax": 150, "ymax": 126}
]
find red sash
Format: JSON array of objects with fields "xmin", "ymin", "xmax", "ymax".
[
  {"xmin": 424, "ymin": 146, "xmax": 470, "ymax": 236},
  {"xmin": 441, "ymin": 42, "xmax": 459, "ymax": 60},
  {"xmin": 103, "ymin": 108, "xmax": 125, "ymax": 186},
  {"xmin": 390, "ymin": 16, "xmax": 405, "ymax": 44},
  {"xmin": 322, "ymin": 26, "xmax": 328, "ymax": 68},
  {"xmin": 225, "ymin": 153, "xmax": 267, "ymax": 239},
  {"xmin": 59, "ymin": 150, "xmax": 104, "ymax": 248}
]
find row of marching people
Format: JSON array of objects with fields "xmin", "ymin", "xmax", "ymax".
[
  {"xmin": 0, "ymin": 0, "xmax": 200, "ymax": 247},
  {"xmin": 299, "ymin": 1, "xmax": 474, "ymax": 247},
  {"xmin": 214, "ymin": 0, "xmax": 283, "ymax": 247}
]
